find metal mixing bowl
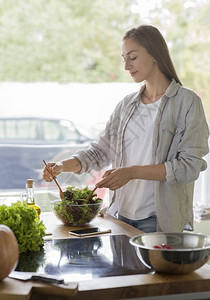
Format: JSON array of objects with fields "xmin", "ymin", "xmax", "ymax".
[{"xmin": 130, "ymin": 232, "xmax": 210, "ymax": 274}]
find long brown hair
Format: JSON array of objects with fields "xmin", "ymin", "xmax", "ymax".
[{"xmin": 123, "ymin": 25, "xmax": 182, "ymax": 85}]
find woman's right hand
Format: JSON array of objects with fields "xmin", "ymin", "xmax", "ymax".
[{"xmin": 42, "ymin": 162, "xmax": 63, "ymax": 182}]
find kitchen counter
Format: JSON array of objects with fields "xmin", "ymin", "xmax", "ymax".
[{"xmin": 0, "ymin": 212, "xmax": 210, "ymax": 300}]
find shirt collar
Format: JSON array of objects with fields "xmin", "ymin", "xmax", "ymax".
[
  {"xmin": 130, "ymin": 79, "xmax": 180, "ymax": 105},
  {"xmin": 164, "ymin": 79, "xmax": 180, "ymax": 97},
  {"xmin": 139, "ymin": 78, "xmax": 180, "ymax": 99}
]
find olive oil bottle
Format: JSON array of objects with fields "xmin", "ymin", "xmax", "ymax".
[{"xmin": 25, "ymin": 179, "xmax": 41, "ymax": 217}]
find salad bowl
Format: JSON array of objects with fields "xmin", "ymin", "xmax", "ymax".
[{"xmin": 51, "ymin": 186, "xmax": 103, "ymax": 226}]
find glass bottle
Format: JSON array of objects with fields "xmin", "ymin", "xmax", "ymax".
[{"xmin": 26, "ymin": 179, "xmax": 41, "ymax": 217}]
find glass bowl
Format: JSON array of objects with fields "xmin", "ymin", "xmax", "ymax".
[{"xmin": 51, "ymin": 199, "xmax": 103, "ymax": 226}]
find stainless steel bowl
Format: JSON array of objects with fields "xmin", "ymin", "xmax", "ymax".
[{"xmin": 130, "ymin": 232, "xmax": 210, "ymax": 274}]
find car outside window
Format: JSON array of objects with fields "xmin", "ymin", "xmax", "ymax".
[{"xmin": 0, "ymin": 117, "xmax": 100, "ymax": 191}]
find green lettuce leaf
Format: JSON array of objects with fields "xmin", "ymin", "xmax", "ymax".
[{"xmin": 0, "ymin": 201, "xmax": 45, "ymax": 253}]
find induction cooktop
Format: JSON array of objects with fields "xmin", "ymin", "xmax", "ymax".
[{"xmin": 16, "ymin": 234, "xmax": 151, "ymax": 281}]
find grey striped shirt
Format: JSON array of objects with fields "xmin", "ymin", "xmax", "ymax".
[{"xmin": 74, "ymin": 79, "xmax": 209, "ymax": 232}]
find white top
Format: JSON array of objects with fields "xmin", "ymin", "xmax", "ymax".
[{"xmin": 119, "ymin": 98, "xmax": 161, "ymax": 220}]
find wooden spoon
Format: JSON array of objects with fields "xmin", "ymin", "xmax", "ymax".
[
  {"xmin": 43, "ymin": 160, "xmax": 64, "ymax": 200},
  {"xmin": 85, "ymin": 186, "xmax": 97, "ymax": 203}
]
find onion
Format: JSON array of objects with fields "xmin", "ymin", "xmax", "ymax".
[{"xmin": 0, "ymin": 225, "xmax": 19, "ymax": 280}]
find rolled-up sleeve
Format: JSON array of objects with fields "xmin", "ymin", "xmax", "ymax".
[
  {"xmin": 164, "ymin": 93, "xmax": 209, "ymax": 184},
  {"xmin": 73, "ymin": 133, "xmax": 112, "ymax": 174}
]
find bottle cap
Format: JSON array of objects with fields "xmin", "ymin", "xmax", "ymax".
[{"xmin": 27, "ymin": 179, "xmax": 34, "ymax": 188}]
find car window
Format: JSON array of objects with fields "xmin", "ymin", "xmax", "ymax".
[
  {"xmin": 0, "ymin": 118, "xmax": 88, "ymax": 142},
  {"xmin": 42, "ymin": 120, "xmax": 79, "ymax": 141},
  {"xmin": 0, "ymin": 120, "xmax": 6, "ymax": 138},
  {"xmin": 59, "ymin": 120, "xmax": 79, "ymax": 141},
  {"xmin": 0, "ymin": 119, "xmax": 38, "ymax": 140},
  {"xmin": 17, "ymin": 120, "xmax": 38, "ymax": 139},
  {"xmin": 42, "ymin": 120, "xmax": 61, "ymax": 141}
]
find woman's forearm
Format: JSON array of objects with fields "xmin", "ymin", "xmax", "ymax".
[
  {"xmin": 96, "ymin": 163, "xmax": 166, "ymax": 190},
  {"xmin": 129, "ymin": 164, "xmax": 166, "ymax": 181},
  {"xmin": 61, "ymin": 157, "xmax": 82, "ymax": 173}
]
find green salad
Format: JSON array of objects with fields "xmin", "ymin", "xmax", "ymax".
[{"xmin": 52, "ymin": 186, "xmax": 103, "ymax": 226}]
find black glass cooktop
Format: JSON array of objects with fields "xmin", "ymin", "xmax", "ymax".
[{"xmin": 16, "ymin": 235, "xmax": 151, "ymax": 281}]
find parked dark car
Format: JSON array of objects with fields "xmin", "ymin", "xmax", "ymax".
[{"xmin": 0, "ymin": 117, "xmax": 99, "ymax": 190}]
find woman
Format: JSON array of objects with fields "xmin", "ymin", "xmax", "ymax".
[{"xmin": 43, "ymin": 25, "xmax": 209, "ymax": 233}]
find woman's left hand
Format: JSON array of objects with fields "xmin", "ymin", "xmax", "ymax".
[{"xmin": 96, "ymin": 167, "xmax": 132, "ymax": 190}]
